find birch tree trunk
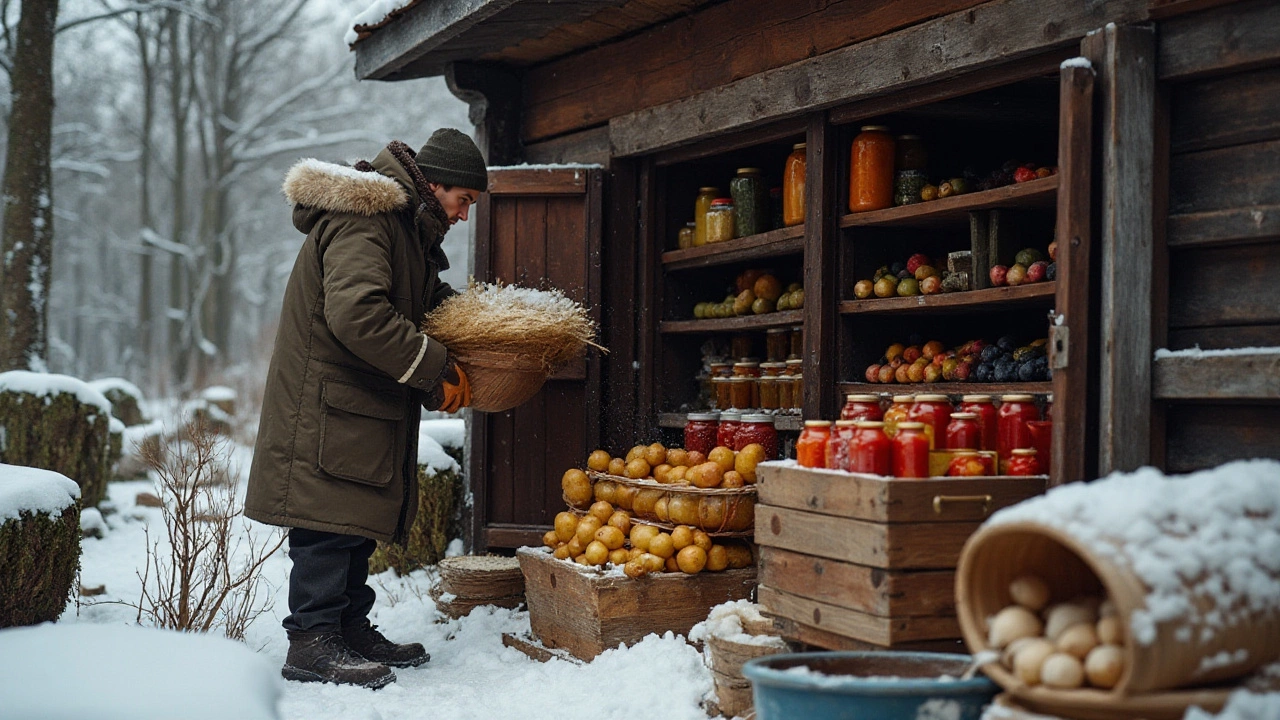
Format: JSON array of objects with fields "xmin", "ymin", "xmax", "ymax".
[{"xmin": 0, "ymin": 0, "xmax": 59, "ymax": 371}]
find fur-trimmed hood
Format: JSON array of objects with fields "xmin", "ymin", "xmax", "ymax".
[{"xmin": 282, "ymin": 157, "xmax": 410, "ymax": 217}]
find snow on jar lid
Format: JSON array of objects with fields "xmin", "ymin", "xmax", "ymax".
[
  {"xmin": 686, "ymin": 412, "xmax": 719, "ymax": 421},
  {"xmin": 741, "ymin": 414, "xmax": 776, "ymax": 423},
  {"xmin": 962, "ymin": 394, "xmax": 994, "ymax": 403},
  {"xmin": 914, "ymin": 394, "xmax": 950, "ymax": 402},
  {"xmin": 804, "ymin": 420, "xmax": 832, "ymax": 427},
  {"xmin": 1001, "ymin": 394, "xmax": 1036, "ymax": 402},
  {"xmin": 847, "ymin": 394, "xmax": 880, "ymax": 402}
]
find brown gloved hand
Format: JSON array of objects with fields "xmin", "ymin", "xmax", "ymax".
[{"xmin": 432, "ymin": 356, "xmax": 472, "ymax": 413}]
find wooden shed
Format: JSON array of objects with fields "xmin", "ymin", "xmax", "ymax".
[{"xmin": 353, "ymin": 0, "xmax": 1280, "ymax": 551}]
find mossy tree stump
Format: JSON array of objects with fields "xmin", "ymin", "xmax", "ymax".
[
  {"xmin": 369, "ymin": 462, "xmax": 464, "ymax": 575},
  {"xmin": 0, "ymin": 372, "xmax": 113, "ymax": 508},
  {"xmin": 0, "ymin": 465, "xmax": 82, "ymax": 627},
  {"xmin": 88, "ymin": 378, "xmax": 147, "ymax": 427}
]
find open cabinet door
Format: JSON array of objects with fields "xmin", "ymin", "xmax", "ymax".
[
  {"xmin": 1050, "ymin": 61, "xmax": 1095, "ymax": 486},
  {"xmin": 470, "ymin": 167, "xmax": 604, "ymax": 550}
]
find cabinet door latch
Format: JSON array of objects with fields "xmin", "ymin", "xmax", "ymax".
[{"xmin": 1049, "ymin": 316, "xmax": 1069, "ymax": 370}]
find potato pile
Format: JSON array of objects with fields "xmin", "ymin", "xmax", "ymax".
[
  {"xmin": 564, "ymin": 442, "xmax": 766, "ymax": 502},
  {"xmin": 986, "ymin": 574, "xmax": 1126, "ymax": 691},
  {"xmin": 541, "ymin": 504, "xmax": 753, "ymax": 579}
]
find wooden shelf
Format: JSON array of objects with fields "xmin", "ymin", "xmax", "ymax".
[
  {"xmin": 839, "ymin": 281, "xmax": 1056, "ymax": 315},
  {"xmin": 661, "ymin": 224, "xmax": 804, "ymax": 270},
  {"xmin": 658, "ymin": 412, "xmax": 804, "ymax": 432},
  {"xmin": 660, "ymin": 309, "xmax": 804, "ymax": 334},
  {"xmin": 838, "ymin": 381, "xmax": 1052, "ymax": 397},
  {"xmin": 839, "ymin": 176, "xmax": 1058, "ymax": 230}
]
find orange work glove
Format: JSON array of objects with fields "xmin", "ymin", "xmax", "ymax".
[{"xmin": 435, "ymin": 360, "xmax": 472, "ymax": 413}]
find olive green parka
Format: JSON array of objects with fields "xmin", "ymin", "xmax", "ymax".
[{"xmin": 245, "ymin": 147, "xmax": 455, "ymax": 542}]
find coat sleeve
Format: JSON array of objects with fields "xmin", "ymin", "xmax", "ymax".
[
  {"xmin": 319, "ymin": 213, "xmax": 449, "ymax": 390},
  {"xmin": 431, "ymin": 278, "xmax": 458, "ymax": 308}
]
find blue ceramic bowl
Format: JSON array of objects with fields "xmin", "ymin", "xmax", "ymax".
[{"xmin": 741, "ymin": 651, "xmax": 998, "ymax": 720}]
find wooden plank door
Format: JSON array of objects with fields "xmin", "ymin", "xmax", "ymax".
[{"xmin": 471, "ymin": 167, "xmax": 604, "ymax": 550}]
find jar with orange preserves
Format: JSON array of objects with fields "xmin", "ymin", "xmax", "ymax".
[
  {"xmin": 783, "ymin": 143, "xmax": 806, "ymax": 227},
  {"xmin": 848, "ymin": 126, "xmax": 895, "ymax": 213},
  {"xmin": 796, "ymin": 420, "xmax": 831, "ymax": 468}
]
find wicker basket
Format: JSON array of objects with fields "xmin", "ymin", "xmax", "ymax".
[
  {"xmin": 454, "ymin": 349, "xmax": 548, "ymax": 412},
  {"xmin": 956, "ymin": 520, "xmax": 1272, "ymax": 712},
  {"xmin": 584, "ymin": 471, "xmax": 756, "ymax": 534}
]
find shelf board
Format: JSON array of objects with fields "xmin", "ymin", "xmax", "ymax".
[
  {"xmin": 661, "ymin": 224, "xmax": 804, "ymax": 270},
  {"xmin": 658, "ymin": 412, "xmax": 804, "ymax": 432},
  {"xmin": 839, "ymin": 281, "xmax": 1056, "ymax": 316},
  {"xmin": 838, "ymin": 381, "xmax": 1052, "ymax": 397},
  {"xmin": 839, "ymin": 175, "xmax": 1058, "ymax": 230},
  {"xmin": 660, "ymin": 309, "xmax": 805, "ymax": 334}
]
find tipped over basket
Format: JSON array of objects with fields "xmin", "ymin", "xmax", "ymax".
[{"xmin": 453, "ymin": 349, "xmax": 549, "ymax": 413}]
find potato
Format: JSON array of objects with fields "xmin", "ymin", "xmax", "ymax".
[
  {"xmin": 725, "ymin": 544, "xmax": 754, "ymax": 569},
  {"xmin": 626, "ymin": 445, "xmax": 647, "ymax": 463},
  {"xmin": 665, "ymin": 556, "xmax": 681, "ymax": 573},
  {"xmin": 562, "ymin": 468, "xmax": 593, "ymax": 508},
  {"xmin": 644, "ymin": 443, "xmax": 667, "ymax": 467},
  {"xmin": 667, "ymin": 495, "xmax": 700, "ymax": 526},
  {"xmin": 671, "ymin": 525, "xmax": 695, "ymax": 551},
  {"xmin": 623, "ymin": 558, "xmax": 648, "ymax": 579},
  {"xmin": 668, "ymin": 466, "xmax": 689, "ymax": 484},
  {"xmin": 575, "ymin": 516, "xmax": 602, "ymax": 546},
  {"xmin": 653, "ymin": 496, "xmax": 670, "ymax": 522},
  {"xmin": 1084, "ymin": 645, "xmax": 1124, "ymax": 689},
  {"xmin": 708, "ymin": 446, "xmax": 736, "ymax": 472},
  {"xmin": 988, "ymin": 605, "xmax": 1043, "ymax": 649},
  {"xmin": 648, "ymin": 532, "xmax": 675, "ymax": 559},
  {"xmin": 721, "ymin": 471, "xmax": 745, "ymax": 488},
  {"xmin": 652, "ymin": 463, "xmax": 673, "ymax": 484},
  {"xmin": 705, "ymin": 545, "xmax": 729, "ymax": 572},
  {"xmin": 542, "ymin": 530, "xmax": 560, "ymax": 548},
  {"xmin": 1096, "ymin": 616, "xmax": 1124, "ymax": 646},
  {"xmin": 574, "ymin": 554, "xmax": 589, "ymax": 566},
  {"xmin": 1044, "ymin": 603, "xmax": 1097, "ymax": 641},
  {"xmin": 554, "ymin": 512, "xmax": 579, "ymax": 543},
  {"xmin": 624, "ymin": 458, "xmax": 651, "ymax": 479},
  {"xmin": 589, "ymin": 500, "xmax": 614, "ymax": 523},
  {"xmin": 640, "ymin": 553, "xmax": 665, "ymax": 573},
  {"xmin": 1009, "ymin": 575, "xmax": 1051, "ymax": 611},
  {"xmin": 608, "ymin": 548, "xmax": 630, "ymax": 566},
  {"xmin": 584, "ymin": 540, "xmax": 610, "ymax": 566},
  {"xmin": 607, "ymin": 458, "xmax": 626, "ymax": 476},
  {"xmin": 627, "ymin": 547, "xmax": 645, "ymax": 561},
  {"xmin": 1013, "ymin": 638, "xmax": 1056, "ymax": 685},
  {"xmin": 1041, "ymin": 653, "xmax": 1085, "ymax": 689},
  {"xmin": 593, "ymin": 480, "xmax": 617, "ymax": 505},
  {"xmin": 1001, "ymin": 636, "xmax": 1039, "ymax": 670},
  {"xmin": 685, "ymin": 450, "xmax": 707, "ymax": 467},
  {"xmin": 688, "ymin": 462, "xmax": 724, "ymax": 489},
  {"xmin": 565, "ymin": 535, "xmax": 584, "ymax": 557},
  {"xmin": 607, "ymin": 510, "xmax": 632, "ymax": 536},
  {"xmin": 629, "ymin": 524, "xmax": 659, "ymax": 552},
  {"xmin": 594, "ymin": 525, "xmax": 625, "ymax": 551},
  {"xmin": 677, "ymin": 545, "xmax": 708, "ymax": 574},
  {"xmin": 666, "ymin": 448, "xmax": 690, "ymax": 467},
  {"xmin": 587, "ymin": 450, "xmax": 612, "ymax": 472},
  {"xmin": 1057, "ymin": 623, "xmax": 1099, "ymax": 660},
  {"xmin": 735, "ymin": 443, "xmax": 766, "ymax": 482},
  {"xmin": 693, "ymin": 529, "xmax": 713, "ymax": 552},
  {"xmin": 553, "ymin": 544, "xmax": 572, "ymax": 561},
  {"xmin": 613, "ymin": 484, "xmax": 637, "ymax": 511}
]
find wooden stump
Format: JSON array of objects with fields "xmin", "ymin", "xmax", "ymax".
[
  {"xmin": 0, "ymin": 467, "xmax": 81, "ymax": 627},
  {"xmin": 88, "ymin": 378, "xmax": 147, "ymax": 427},
  {"xmin": 438, "ymin": 555, "xmax": 523, "ymax": 599}
]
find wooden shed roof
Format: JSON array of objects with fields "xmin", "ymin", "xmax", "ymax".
[{"xmin": 353, "ymin": 0, "xmax": 715, "ymax": 81}]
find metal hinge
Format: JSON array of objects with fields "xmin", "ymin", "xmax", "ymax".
[{"xmin": 1049, "ymin": 311, "xmax": 1069, "ymax": 370}]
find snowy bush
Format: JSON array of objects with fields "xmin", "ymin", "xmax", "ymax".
[
  {"xmin": 0, "ymin": 464, "xmax": 81, "ymax": 627},
  {"xmin": 0, "ymin": 371, "xmax": 114, "ymax": 507}
]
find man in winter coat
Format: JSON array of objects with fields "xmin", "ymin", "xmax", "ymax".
[{"xmin": 245, "ymin": 129, "xmax": 487, "ymax": 689}]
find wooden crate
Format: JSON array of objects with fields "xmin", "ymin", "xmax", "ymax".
[
  {"xmin": 516, "ymin": 547, "xmax": 757, "ymax": 661},
  {"xmin": 754, "ymin": 463, "xmax": 1044, "ymax": 649}
]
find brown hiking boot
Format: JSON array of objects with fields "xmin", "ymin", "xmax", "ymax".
[
  {"xmin": 342, "ymin": 621, "xmax": 430, "ymax": 668},
  {"xmin": 282, "ymin": 630, "xmax": 395, "ymax": 689}
]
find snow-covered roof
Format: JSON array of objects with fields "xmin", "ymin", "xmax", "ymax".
[
  {"xmin": 0, "ymin": 370, "xmax": 113, "ymax": 415},
  {"xmin": 0, "ymin": 463, "xmax": 80, "ymax": 521},
  {"xmin": 347, "ymin": 0, "xmax": 419, "ymax": 47},
  {"xmin": 0, "ymin": 624, "xmax": 281, "ymax": 720}
]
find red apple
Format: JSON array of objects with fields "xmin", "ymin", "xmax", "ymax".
[
  {"xmin": 1026, "ymin": 261, "xmax": 1049, "ymax": 283},
  {"xmin": 906, "ymin": 253, "xmax": 931, "ymax": 274},
  {"xmin": 903, "ymin": 345, "xmax": 922, "ymax": 363},
  {"xmin": 989, "ymin": 265, "xmax": 1009, "ymax": 287},
  {"xmin": 865, "ymin": 364, "xmax": 881, "ymax": 383},
  {"xmin": 954, "ymin": 361, "xmax": 972, "ymax": 381}
]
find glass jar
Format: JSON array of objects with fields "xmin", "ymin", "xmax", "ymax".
[
  {"xmin": 1007, "ymin": 448, "xmax": 1042, "ymax": 477},
  {"xmin": 766, "ymin": 328, "xmax": 790, "ymax": 363},
  {"xmin": 797, "ymin": 420, "xmax": 832, "ymax": 468},
  {"xmin": 849, "ymin": 126, "xmax": 895, "ymax": 213},
  {"xmin": 783, "ymin": 142, "xmax": 806, "ymax": 227},
  {"xmin": 907, "ymin": 394, "xmax": 952, "ymax": 450},
  {"xmin": 770, "ymin": 187, "xmax": 784, "ymax": 230},
  {"xmin": 730, "ymin": 334, "xmax": 754, "ymax": 360},
  {"xmin": 945, "ymin": 412, "xmax": 981, "ymax": 451},
  {"xmin": 959, "ymin": 395, "xmax": 998, "ymax": 451},
  {"xmin": 717, "ymin": 410, "xmax": 743, "ymax": 449},
  {"xmin": 758, "ymin": 376, "xmax": 780, "ymax": 410},
  {"xmin": 730, "ymin": 167, "xmax": 769, "ymax": 238},
  {"xmin": 709, "ymin": 361, "xmax": 733, "ymax": 378},
  {"xmin": 997, "ymin": 394, "xmax": 1040, "ymax": 473},
  {"xmin": 882, "ymin": 394, "xmax": 913, "ymax": 437},
  {"xmin": 732, "ymin": 361, "xmax": 761, "ymax": 378},
  {"xmin": 895, "ymin": 134, "xmax": 927, "ymax": 171},
  {"xmin": 891, "ymin": 422, "xmax": 930, "ymax": 478},
  {"xmin": 693, "ymin": 186, "xmax": 719, "ymax": 247},
  {"xmin": 677, "ymin": 221, "xmax": 696, "ymax": 250},
  {"xmin": 841, "ymin": 393, "xmax": 884, "ymax": 422},
  {"xmin": 684, "ymin": 412, "xmax": 719, "ymax": 456},
  {"xmin": 729, "ymin": 376, "xmax": 754, "ymax": 410},
  {"xmin": 705, "ymin": 198, "xmax": 735, "ymax": 243},
  {"xmin": 948, "ymin": 450, "xmax": 994, "ymax": 477},
  {"xmin": 893, "ymin": 136, "xmax": 928, "ymax": 207},
  {"xmin": 850, "ymin": 421, "xmax": 891, "ymax": 475},
  {"xmin": 712, "ymin": 376, "xmax": 732, "ymax": 410},
  {"xmin": 825, "ymin": 420, "xmax": 857, "ymax": 472},
  {"xmin": 1027, "ymin": 420, "xmax": 1053, "ymax": 472},
  {"xmin": 789, "ymin": 326, "xmax": 804, "ymax": 359},
  {"xmin": 736, "ymin": 414, "xmax": 779, "ymax": 459},
  {"xmin": 791, "ymin": 373, "xmax": 804, "ymax": 410}
]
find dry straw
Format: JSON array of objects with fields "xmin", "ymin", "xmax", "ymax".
[{"xmin": 422, "ymin": 281, "xmax": 604, "ymax": 370}]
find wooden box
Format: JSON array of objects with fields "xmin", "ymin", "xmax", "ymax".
[
  {"xmin": 516, "ymin": 547, "xmax": 757, "ymax": 661},
  {"xmin": 754, "ymin": 462, "xmax": 1044, "ymax": 649}
]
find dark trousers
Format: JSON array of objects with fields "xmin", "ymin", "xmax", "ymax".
[{"xmin": 282, "ymin": 527, "xmax": 377, "ymax": 633}]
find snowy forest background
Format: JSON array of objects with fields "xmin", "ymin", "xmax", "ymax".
[{"xmin": 3, "ymin": 0, "xmax": 470, "ymax": 401}]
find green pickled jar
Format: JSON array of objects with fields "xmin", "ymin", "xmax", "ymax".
[{"xmin": 730, "ymin": 167, "xmax": 769, "ymax": 238}]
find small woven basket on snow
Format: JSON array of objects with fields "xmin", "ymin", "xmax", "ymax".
[{"xmin": 423, "ymin": 282, "xmax": 603, "ymax": 412}]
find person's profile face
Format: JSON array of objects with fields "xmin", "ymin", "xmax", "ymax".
[{"xmin": 431, "ymin": 184, "xmax": 481, "ymax": 225}]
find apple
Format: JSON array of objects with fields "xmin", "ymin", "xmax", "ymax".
[
  {"xmin": 920, "ymin": 275, "xmax": 942, "ymax": 295},
  {"xmin": 954, "ymin": 361, "xmax": 972, "ymax": 381},
  {"xmin": 923, "ymin": 365, "xmax": 943, "ymax": 383},
  {"xmin": 1048, "ymin": 240, "xmax": 1058, "ymax": 261},
  {"xmin": 854, "ymin": 279, "xmax": 874, "ymax": 299},
  {"xmin": 990, "ymin": 265, "xmax": 1009, "ymax": 287},
  {"xmin": 894, "ymin": 364, "xmax": 911, "ymax": 384},
  {"xmin": 865, "ymin": 364, "xmax": 881, "ymax": 382},
  {"xmin": 907, "ymin": 361, "xmax": 926, "ymax": 383},
  {"xmin": 903, "ymin": 345, "xmax": 922, "ymax": 363},
  {"xmin": 1007, "ymin": 263, "xmax": 1028, "ymax": 286},
  {"xmin": 1026, "ymin": 261, "xmax": 1049, "ymax": 283},
  {"xmin": 922, "ymin": 340, "xmax": 945, "ymax": 359},
  {"xmin": 906, "ymin": 253, "xmax": 931, "ymax": 274},
  {"xmin": 877, "ymin": 365, "xmax": 896, "ymax": 384}
]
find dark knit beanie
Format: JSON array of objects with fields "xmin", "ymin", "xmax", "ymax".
[{"xmin": 416, "ymin": 128, "xmax": 488, "ymax": 191}]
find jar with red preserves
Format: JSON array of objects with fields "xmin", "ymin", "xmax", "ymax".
[
  {"xmin": 891, "ymin": 422, "xmax": 930, "ymax": 479},
  {"xmin": 797, "ymin": 420, "xmax": 832, "ymax": 468},
  {"xmin": 717, "ymin": 410, "xmax": 743, "ymax": 450},
  {"xmin": 849, "ymin": 421, "xmax": 890, "ymax": 475},
  {"xmin": 825, "ymin": 420, "xmax": 857, "ymax": 472},
  {"xmin": 944, "ymin": 412, "xmax": 981, "ymax": 451},
  {"xmin": 882, "ymin": 394, "xmax": 913, "ymax": 437},
  {"xmin": 841, "ymin": 393, "xmax": 884, "ymax": 422},
  {"xmin": 684, "ymin": 412, "xmax": 719, "ymax": 456},
  {"xmin": 907, "ymin": 394, "xmax": 952, "ymax": 450},
  {"xmin": 997, "ymin": 394, "xmax": 1040, "ymax": 473},
  {"xmin": 1007, "ymin": 448, "xmax": 1042, "ymax": 477},
  {"xmin": 947, "ymin": 450, "xmax": 993, "ymax": 477},
  {"xmin": 848, "ymin": 126, "xmax": 895, "ymax": 213},
  {"xmin": 736, "ymin": 414, "xmax": 779, "ymax": 459},
  {"xmin": 959, "ymin": 394, "xmax": 998, "ymax": 451}
]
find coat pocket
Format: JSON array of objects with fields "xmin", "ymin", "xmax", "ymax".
[{"xmin": 318, "ymin": 380, "xmax": 404, "ymax": 486}]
